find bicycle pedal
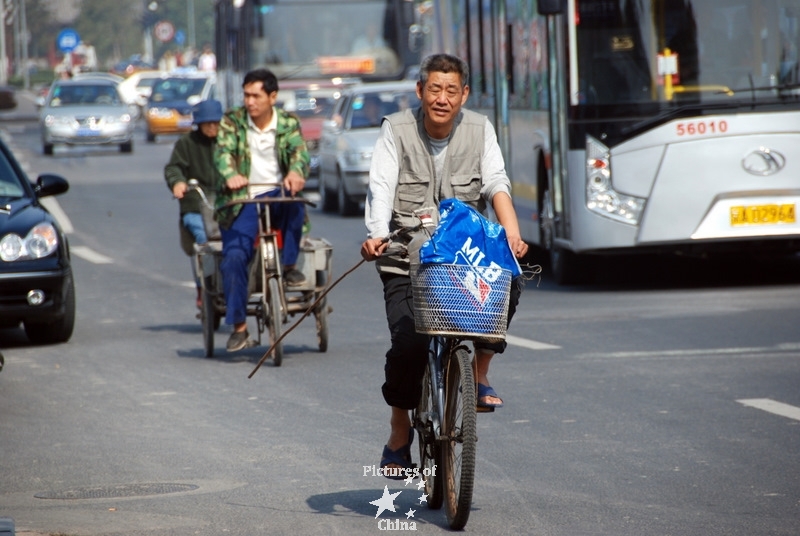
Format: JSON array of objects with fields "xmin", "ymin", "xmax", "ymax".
[{"xmin": 476, "ymin": 405, "xmax": 495, "ymax": 413}]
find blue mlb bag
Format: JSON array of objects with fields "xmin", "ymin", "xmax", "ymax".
[
  {"xmin": 412, "ymin": 199, "xmax": 519, "ymax": 340},
  {"xmin": 419, "ymin": 198, "xmax": 521, "ymax": 276}
]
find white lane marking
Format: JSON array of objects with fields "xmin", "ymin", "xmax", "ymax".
[
  {"xmin": 580, "ymin": 343, "xmax": 800, "ymax": 359},
  {"xmin": 71, "ymin": 246, "xmax": 113, "ymax": 264},
  {"xmin": 505, "ymin": 334, "xmax": 560, "ymax": 350},
  {"xmin": 737, "ymin": 399, "xmax": 800, "ymax": 422},
  {"xmin": 39, "ymin": 197, "xmax": 75, "ymax": 234}
]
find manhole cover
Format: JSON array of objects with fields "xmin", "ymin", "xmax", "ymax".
[{"xmin": 35, "ymin": 483, "xmax": 199, "ymax": 500}]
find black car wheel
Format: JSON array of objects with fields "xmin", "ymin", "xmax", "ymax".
[{"xmin": 337, "ymin": 173, "xmax": 359, "ymax": 216}]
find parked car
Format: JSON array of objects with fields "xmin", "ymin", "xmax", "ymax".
[
  {"xmin": 110, "ymin": 54, "xmax": 156, "ymax": 76},
  {"xmin": 318, "ymin": 81, "xmax": 418, "ymax": 215},
  {"xmin": 144, "ymin": 70, "xmax": 216, "ymax": 142},
  {"xmin": 39, "ymin": 78, "xmax": 137, "ymax": 155},
  {"xmin": 0, "ymin": 137, "xmax": 74, "ymax": 344},
  {"xmin": 71, "ymin": 72, "xmax": 124, "ymax": 85},
  {"xmin": 277, "ymin": 80, "xmax": 354, "ymax": 190},
  {"xmin": 0, "ymin": 85, "xmax": 17, "ymax": 110},
  {"xmin": 118, "ymin": 69, "xmax": 166, "ymax": 109}
]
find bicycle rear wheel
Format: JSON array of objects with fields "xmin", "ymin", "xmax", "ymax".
[
  {"xmin": 201, "ymin": 287, "xmax": 216, "ymax": 357},
  {"xmin": 415, "ymin": 364, "xmax": 443, "ymax": 510},
  {"xmin": 441, "ymin": 346, "xmax": 477, "ymax": 530}
]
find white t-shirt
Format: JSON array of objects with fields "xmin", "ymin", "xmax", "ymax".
[
  {"xmin": 247, "ymin": 111, "xmax": 282, "ymax": 198},
  {"xmin": 198, "ymin": 52, "xmax": 216, "ymax": 71}
]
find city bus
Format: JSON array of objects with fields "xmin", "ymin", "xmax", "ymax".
[
  {"xmin": 213, "ymin": 0, "xmax": 427, "ymax": 107},
  {"xmin": 426, "ymin": 0, "xmax": 800, "ymax": 283}
]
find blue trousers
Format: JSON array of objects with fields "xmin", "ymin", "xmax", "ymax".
[
  {"xmin": 220, "ymin": 190, "xmax": 305, "ymax": 326},
  {"xmin": 182, "ymin": 212, "xmax": 208, "ymax": 289}
]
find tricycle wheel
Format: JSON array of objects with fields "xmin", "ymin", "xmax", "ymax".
[
  {"xmin": 202, "ymin": 288, "xmax": 216, "ymax": 357},
  {"xmin": 315, "ymin": 295, "xmax": 329, "ymax": 353},
  {"xmin": 268, "ymin": 277, "xmax": 284, "ymax": 366}
]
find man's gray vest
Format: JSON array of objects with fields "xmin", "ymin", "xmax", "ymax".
[{"xmin": 376, "ymin": 106, "xmax": 487, "ymax": 275}]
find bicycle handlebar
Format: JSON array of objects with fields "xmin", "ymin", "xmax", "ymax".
[
  {"xmin": 186, "ymin": 179, "xmax": 317, "ymax": 210},
  {"xmin": 223, "ymin": 197, "xmax": 317, "ymax": 209}
]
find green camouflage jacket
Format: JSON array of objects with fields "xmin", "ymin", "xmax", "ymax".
[{"xmin": 213, "ymin": 106, "xmax": 310, "ymax": 229}]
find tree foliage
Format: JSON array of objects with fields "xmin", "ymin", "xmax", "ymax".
[{"xmin": 29, "ymin": 0, "xmax": 216, "ymax": 70}]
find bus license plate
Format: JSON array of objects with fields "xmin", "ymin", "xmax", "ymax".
[{"xmin": 730, "ymin": 204, "xmax": 796, "ymax": 226}]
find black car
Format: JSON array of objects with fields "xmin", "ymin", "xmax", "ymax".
[{"xmin": 0, "ymin": 138, "xmax": 74, "ymax": 344}]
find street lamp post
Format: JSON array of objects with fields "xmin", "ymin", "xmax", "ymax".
[
  {"xmin": 143, "ymin": 1, "xmax": 159, "ymax": 64},
  {"xmin": 188, "ymin": 0, "xmax": 196, "ymax": 49}
]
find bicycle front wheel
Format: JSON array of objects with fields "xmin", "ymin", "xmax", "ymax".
[
  {"xmin": 267, "ymin": 277, "xmax": 284, "ymax": 366},
  {"xmin": 441, "ymin": 346, "xmax": 477, "ymax": 530}
]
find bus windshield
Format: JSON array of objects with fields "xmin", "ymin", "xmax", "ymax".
[
  {"xmin": 573, "ymin": 0, "xmax": 800, "ymax": 108},
  {"xmin": 249, "ymin": 0, "xmax": 404, "ymax": 79}
]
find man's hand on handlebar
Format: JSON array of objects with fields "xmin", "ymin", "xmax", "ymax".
[
  {"xmin": 172, "ymin": 182, "xmax": 188, "ymax": 199},
  {"xmin": 226, "ymin": 174, "xmax": 249, "ymax": 191},
  {"xmin": 283, "ymin": 171, "xmax": 306, "ymax": 197},
  {"xmin": 360, "ymin": 237, "xmax": 389, "ymax": 262},
  {"xmin": 507, "ymin": 233, "xmax": 528, "ymax": 259}
]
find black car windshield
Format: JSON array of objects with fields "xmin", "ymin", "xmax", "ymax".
[
  {"xmin": 0, "ymin": 151, "xmax": 24, "ymax": 199},
  {"xmin": 292, "ymin": 95, "xmax": 338, "ymax": 118},
  {"xmin": 48, "ymin": 83, "xmax": 121, "ymax": 106},
  {"xmin": 150, "ymin": 78, "xmax": 208, "ymax": 103},
  {"xmin": 348, "ymin": 90, "xmax": 417, "ymax": 129}
]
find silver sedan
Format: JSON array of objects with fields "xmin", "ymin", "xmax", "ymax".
[
  {"xmin": 40, "ymin": 78, "xmax": 137, "ymax": 155},
  {"xmin": 318, "ymin": 81, "xmax": 418, "ymax": 216}
]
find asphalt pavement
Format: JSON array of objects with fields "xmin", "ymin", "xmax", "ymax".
[{"xmin": 0, "ymin": 88, "xmax": 40, "ymax": 123}]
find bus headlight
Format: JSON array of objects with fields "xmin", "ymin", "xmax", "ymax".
[{"xmin": 585, "ymin": 136, "xmax": 645, "ymax": 225}]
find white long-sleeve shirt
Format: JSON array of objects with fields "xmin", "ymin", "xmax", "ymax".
[{"xmin": 365, "ymin": 115, "xmax": 512, "ymax": 239}]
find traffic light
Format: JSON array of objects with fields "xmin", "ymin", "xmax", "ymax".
[{"xmin": 141, "ymin": 1, "xmax": 159, "ymax": 28}]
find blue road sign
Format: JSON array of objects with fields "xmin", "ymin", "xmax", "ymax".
[
  {"xmin": 175, "ymin": 30, "xmax": 186, "ymax": 46},
  {"xmin": 57, "ymin": 28, "xmax": 80, "ymax": 53}
]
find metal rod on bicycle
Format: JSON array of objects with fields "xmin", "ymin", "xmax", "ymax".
[
  {"xmin": 247, "ymin": 223, "xmax": 424, "ymax": 378},
  {"xmin": 247, "ymin": 256, "xmax": 367, "ymax": 378}
]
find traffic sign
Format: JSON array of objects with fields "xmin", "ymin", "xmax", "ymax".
[
  {"xmin": 154, "ymin": 21, "xmax": 175, "ymax": 43},
  {"xmin": 174, "ymin": 30, "xmax": 186, "ymax": 46},
  {"xmin": 57, "ymin": 28, "xmax": 80, "ymax": 53}
]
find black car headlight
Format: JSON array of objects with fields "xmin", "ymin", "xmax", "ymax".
[{"xmin": 0, "ymin": 223, "xmax": 59, "ymax": 261}]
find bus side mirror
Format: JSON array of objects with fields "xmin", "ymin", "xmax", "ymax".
[{"xmin": 538, "ymin": 0, "xmax": 565, "ymax": 15}]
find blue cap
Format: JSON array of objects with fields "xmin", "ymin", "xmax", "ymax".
[{"xmin": 192, "ymin": 99, "xmax": 223, "ymax": 124}]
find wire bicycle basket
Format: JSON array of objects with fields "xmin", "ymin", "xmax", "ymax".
[{"xmin": 412, "ymin": 263, "xmax": 511, "ymax": 341}]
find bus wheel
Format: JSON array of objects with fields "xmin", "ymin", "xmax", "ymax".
[{"xmin": 550, "ymin": 246, "xmax": 586, "ymax": 285}]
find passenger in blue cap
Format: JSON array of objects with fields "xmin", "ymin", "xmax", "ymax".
[{"xmin": 164, "ymin": 99, "xmax": 224, "ymax": 310}]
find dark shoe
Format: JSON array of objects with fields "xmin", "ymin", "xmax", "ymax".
[
  {"xmin": 379, "ymin": 428, "xmax": 416, "ymax": 480},
  {"xmin": 284, "ymin": 268, "xmax": 306, "ymax": 287},
  {"xmin": 226, "ymin": 330, "xmax": 249, "ymax": 352},
  {"xmin": 477, "ymin": 383, "xmax": 504, "ymax": 411}
]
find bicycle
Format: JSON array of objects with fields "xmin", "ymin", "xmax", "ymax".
[
  {"xmin": 189, "ymin": 180, "xmax": 332, "ymax": 363},
  {"xmin": 383, "ymin": 228, "xmax": 512, "ymax": 530}
]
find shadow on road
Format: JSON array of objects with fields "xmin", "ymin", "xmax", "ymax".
[{"xmin": 306, "ymin": 488, "xmax": 462, "ymax": 529}]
